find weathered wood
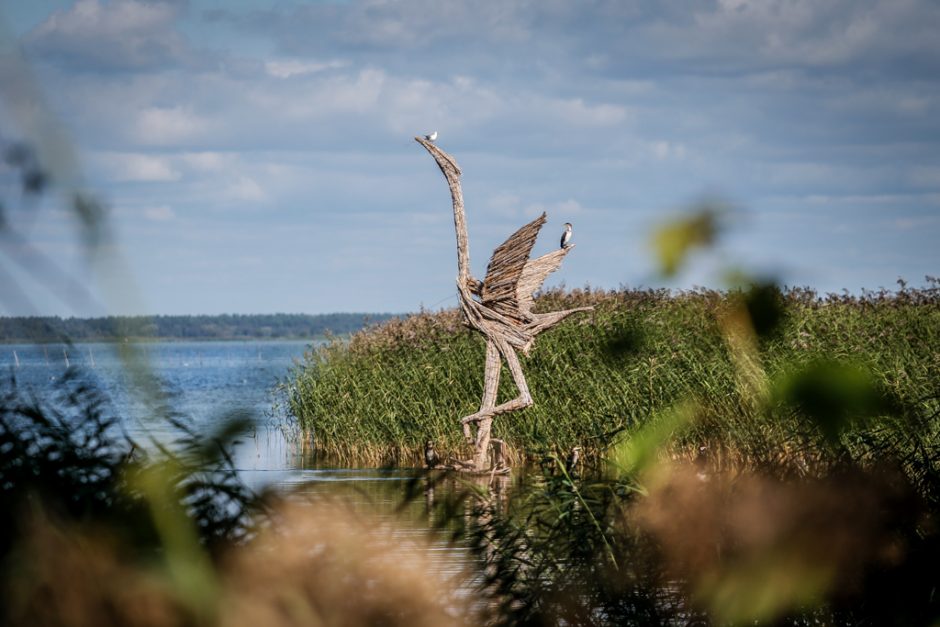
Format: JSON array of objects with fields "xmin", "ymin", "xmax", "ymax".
[
  {"xmin": 417, "ymin": 138, "xmax": 471, "ymax": 286},
  {"xmin": 517, "ymin": 248, "xmax": 569, "ymax": 317},
  {"xmin": 481, "ymin": 213, "xmax": 547, "ymax": 322},
  {"xmin": 416, "ymin": 136, "xmax": 592, "ymax": 472}
]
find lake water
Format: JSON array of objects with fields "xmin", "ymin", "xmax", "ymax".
[
  {"xmin": 3, "ymin": 340, "xmax": 368, "ymax": 486},
  {"xmin": 3, "ymin": 339, "xmax": 476, "ymax": 588},
  {"xmin": 2, "ymin": 340, "xmax": 463, "ymax": 500}
]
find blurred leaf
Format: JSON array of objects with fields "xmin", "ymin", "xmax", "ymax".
[
  {"xmin": 743, "ymin": 281, "xmax": 786, "ymax": 339},
  {"xmin": 698, "ymin": 548, "xmax": 833, "ymax": 624},
  {"xmin": 196, "ymin": 412, "xmax": 255, "ymax": 463},
  {"xmin": 774, "ymin": 361, "xmax": 896, "ymax": 443},
  {"xmin": 22, "ymin": 168, "xmax": 49, "ymax": 194},
  {"xmin": 4, "ymin": 143, "xmax": 32, "ymax": 168},
  {"xmin": 72, "ymin": 192, "xmax": 107, "ymax": 248},
  {"xmin": 652, "ymin": 209, "xmax": 718, "ymax": 277},
  {"xmin": 2, "ymin": 142, "xmax": 49, "ymax": 195},
  {"xmin": 607, "ymin": 401, "xmax": 697, "ymax": 477},
  {"xmin": 131, "ymin": 460, "xmax": 219, "ymax": 621},
  {"xmin": 603, "ymin": 319, "xmax": 646, "ymax": 362}
]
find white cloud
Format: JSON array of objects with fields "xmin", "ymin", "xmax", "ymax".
[
  {"xmin": 134, "ymin": 106, "xmax": 209, "ymax": 145},
  {"xmin": 892, "ymin": 216, "xmax": 937, "ymax": 230},
  {"xmin": 26, "ymin": 0, "xmax": 193, "ymax": 71},
  {"xmin": 264, "ymin": 59, "xmax": 347, "ymax": 78},
  {"xmin": 896, "ymin": 96, "xmax": 930, "ymax": 115},
  {"xmin": 909, "ymin": 166, "xmax": 940, "ymax": 188},
  {"xmin": 93, "ymin": 152, "xmax": 180, "ymax": 181},
  {"xmin": 552, "ymin": 199, "xmax": 585, "ymax": 216},
  {"xmin": 649, "ymin": 141, "xmax": 687, "ymax": 161},
  {"xmin": 180, "ymin": 152, "xmax": 236, "ymax": 173},
  {"xmin": 142, "ymin": 205, "xmax": 176, "ymax": 221},
  {"xmin": 545, "ymin": 98, "xmax": 629, "ymax": 127},
  {"xmin": 227, "ymin": 176, "xmax": 266, "ymax": 203},
  {"xmin": 486, "ymin": 192, "xmax": 522, "ymax": 214},
  {"xmin": 633, "ymin": 0, "xmax": 940, "ymax": 76},
  {"xmin": 33, "ymin": 0, "xmax": 177, "ymax": 38}
]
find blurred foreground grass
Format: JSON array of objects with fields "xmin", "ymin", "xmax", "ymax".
[{"xmin": 0, "ymin": 373, "xmax": 472, "ymax": 627}]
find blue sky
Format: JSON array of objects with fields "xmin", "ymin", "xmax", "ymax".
[{"xmin": 1, "ymin": 0, "xmax": 938, "ymax": 316}]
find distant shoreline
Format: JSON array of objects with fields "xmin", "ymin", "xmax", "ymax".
[
  {"xmin": 0, "ymin": 312, "xmax": 401, "ymax": 344},
  {"xmin": 0, "ymin": 336, "xmax": 323, "ymax": 345}
]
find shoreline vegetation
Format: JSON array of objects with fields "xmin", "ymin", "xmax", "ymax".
[
  {"xmin": 284, "ymin": 281, "xmax": 940, "ymax": 623},
  {"xmin": 0, "ymin": 312, "xmax": 398, "ymax": 344},
  {"xmin": 290, "ymin": 283, "xmax": 940, "ymax": 476}
]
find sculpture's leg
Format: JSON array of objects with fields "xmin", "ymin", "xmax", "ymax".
[
  {"xmin": 471, "ymin": 340, "xmax": 501, "ymax": 469},
  {"xmin": 464, "ymin": 340, "xmax": 499, "ymax": 441},
  {"xmin": 461, "ymin": 340, "xmax": 532, "ymax": 428}
]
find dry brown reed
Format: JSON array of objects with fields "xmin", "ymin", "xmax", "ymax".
[
  {"xmin": 634, "ymin": 461, "xmax": 914, "ymax": 623},
  {"xmin": 3, "ymin": 501, "xmax": 473, "ymax": 627},
  {"xmin": 220, "ymin": 500, "xmax": 471, "ymax": 627},
  {"xmin": 3, "ymin": 517, "xmax": 188, "ymax": 627}
]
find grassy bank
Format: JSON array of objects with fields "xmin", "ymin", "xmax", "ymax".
[{"xmin": 288, "ymin": 284, "xmax": 940, "ymax": 480}]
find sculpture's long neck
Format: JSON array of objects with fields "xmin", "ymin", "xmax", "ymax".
[{"xmin": 416, "ymin": 137, "xmax": 470, "ymax": 283}]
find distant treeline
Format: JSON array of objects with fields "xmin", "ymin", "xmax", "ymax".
[{"xmin": 0, "ymin": 313, "xmax": 400, "ymax": 343}]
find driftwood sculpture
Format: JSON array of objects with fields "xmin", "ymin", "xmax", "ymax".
[{"xmin": 416, "ymin": 137, "xmax": 592, "ymax": 472}]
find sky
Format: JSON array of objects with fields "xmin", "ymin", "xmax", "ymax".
[{"xmin": 0, "ymin": 0, "xmax": 938, "ymax": 316}]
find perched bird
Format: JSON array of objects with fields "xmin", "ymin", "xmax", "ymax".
[
  {"xmin": 565, "ymin": 445, "xmax": 582, "ymax": 474},
  {"xmin": 424, "ymin": 439, "xmax": 440, "ymax": 469},
  {"xmin": 560, "ymin": 222, "xmax": 573, "ymax": 249},
  {"xmin": 424, "ymin": 131, "xmax": 438, "ymax": 142}
]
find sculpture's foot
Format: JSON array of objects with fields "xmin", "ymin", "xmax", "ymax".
[
  {"xmin": 460, "ymin": 395, "xmax": 532, "ymax": 425},
  {"xmin": 461, "ymin": 408, "xmax": 490, "ymax": 426},
  {"xmin": 445, "ymin": 460, "xmax": 511, "ymax": 476}
]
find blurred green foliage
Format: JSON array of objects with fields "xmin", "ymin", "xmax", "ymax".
[
  {"xmin": 0, "ymin": 371, "xmax": 264, "ymax": 625},
  {"xmin": 651, "ymin": 208, "xmax": 719, "ymax": 277},
  {"xmin": 774, "ymin": 360, "xmax": 897, "ymax": 444}
]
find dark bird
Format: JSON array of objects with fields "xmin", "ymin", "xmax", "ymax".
[
  {"xmin": 560, "ymin": 222, "xmax": 572, "ymax": 249},
  {"xmin": 424, "ymin": 439, "xmax": 440, "ymax": 469}
]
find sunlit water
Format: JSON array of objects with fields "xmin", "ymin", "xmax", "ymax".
[
  {"xmin": 2, "ymin": 340, "xmax": 388, "ymax": 484},
  {"xmin": 3, "ymin": 340, "xmax": 310, "ymax": 473}
]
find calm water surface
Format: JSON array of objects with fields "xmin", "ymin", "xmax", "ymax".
[
  {"xmin": 4, "ymin": 340, "xmax": 476, "ymax": 586},
  {"xmin": 4, "ymin": 340, "xmax": 307, "ymax": 449},
  {"xmin": 3, "ymin": 339, "xmax": 464, "ymax": 505},
  {"xmin": 3, "ymin": 340, "xmax": 390, "ymax": 485}
]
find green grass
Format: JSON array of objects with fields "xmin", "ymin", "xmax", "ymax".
[{"xmin": 288, "ymin": 284, "xmax": 940, "ymax": 485}]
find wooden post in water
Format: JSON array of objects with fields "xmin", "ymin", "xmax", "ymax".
[{"xmin": 415, "ymin": 137, "xmax": 592, "ymax": 473}]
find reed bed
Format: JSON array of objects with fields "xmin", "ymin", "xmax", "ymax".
[{"xmin": 289, "ymin": 283, "xmax": 940, "ymax": 484}]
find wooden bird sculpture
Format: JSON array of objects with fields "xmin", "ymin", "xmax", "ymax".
[{"xmin": 416, "ymin": 137, "xmax": 592, "ymax": 471}]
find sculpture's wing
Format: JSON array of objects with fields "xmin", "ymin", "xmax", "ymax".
[
  {"xmin": 517, "ymin": 247, "xmax": 570, "ymax": 317},
  {"xmin": 481, "ymin": 212, "xmax": 547, "ymax": 322}
]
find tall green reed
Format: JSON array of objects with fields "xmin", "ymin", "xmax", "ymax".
[{"xmin": 290, "ymin": 283, "xmax": 940, "ymax": 482}]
